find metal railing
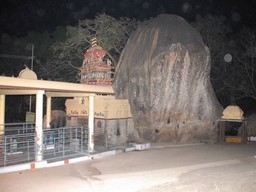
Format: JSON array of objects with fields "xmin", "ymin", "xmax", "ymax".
[
  {"xmin": 43, "ymin": 126, "xmax": 89, "ymax": 160},
  {"xmin": 93, "ymin": 125, "xmax": 128, "ymax": 151},
  {"xmin": 0, "ymin": 123, "xmax": 89, "ymax": 167},
  {"xmin": 0, "ymin": 123, "xmax": 35, "ymax": 166},
  {"xmin": 0, "ymin": 133, "xmax": 35, "ymax": 167},
  {"xmin": 0, "ymin": 121, "xmax": 129, "ymax": 167},
  {"xmin": 4, "ymin": 122, "xmax": 35, "ymax": 135},
  {"xmin": 94, "ymin": 125, "xmax": 107, "ymax": 152}
]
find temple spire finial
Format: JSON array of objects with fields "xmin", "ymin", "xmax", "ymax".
[
  {"xmin": 80, "ymin": 38, "xmax": 113, "ymax": 85},
  {"xmin": 91, "ymin": 37, "xmax": 98, "ymax": 47}
]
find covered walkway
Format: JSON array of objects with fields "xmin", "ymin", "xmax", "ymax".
[{"xmin": 0, "ymin": 75, "xmax": 114, "ymax": 163}]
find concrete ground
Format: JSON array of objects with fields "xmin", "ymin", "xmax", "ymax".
[{"xmin": 0, "ymin": 143, "xmax": 256, "ymax": 192}]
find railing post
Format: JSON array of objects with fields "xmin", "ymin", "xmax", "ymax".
[
  {"xmin": 0, "ymin": 95, "xmax": 5, "ymax": 135},
  {"xmin": 88, "ymin": 94, "xmax": 95, "ymax": 152},
  {"xmin": 105, "ymin": 126, "xmax": 108, "ymax": 149},
  {"xmin": 4, "ymin": 136, "xmax": 7, "ymax": 166},
  {"xmin": 75, "ymin": 126, "xmax": 78, "ymax": 152},
  {"xmin": 53, "ymin": 131, "xmax": 55, "ymax": 157},
  {"xmin": 0, "ymin": 95, "xmax": 5, "ymax": 163},
  {"xmin": 81, "ymin": 126, "xmax": 83, "ymax": 153},
  {"xmin": 62, "ymin": 128, "xmax": 65, "ymax": 156},
  {"xmin": 46, "ymin": 96, "xmax": 52, "ymax": 128},
  {"xmin": 27, "ymin": 140, "xmax": 30, "ymax": 161},
  {"xmin": 35, "ymin": 90, "xmax": 44, "ymax": 161}
]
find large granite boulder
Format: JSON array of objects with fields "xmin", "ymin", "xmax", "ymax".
[
  {"xmin": 113, "ymin": 14, "xmax": 222, "ymax": 143},
  {"xmin": 247, "ymin": 114, "xmax": 256, "ymax": 137},
  {"xmin": 43, "ymin": 110, "xmax": 66, "ymax": 128}
]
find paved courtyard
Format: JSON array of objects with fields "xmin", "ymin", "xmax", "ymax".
[{"xmin": 0, "ymin": 143, "xmax": 256, "ymax": 192}]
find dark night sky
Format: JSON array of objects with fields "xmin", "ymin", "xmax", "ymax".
[{"xmin": 1, "ymin": 0, "xmax": 256, "ymax": 38}]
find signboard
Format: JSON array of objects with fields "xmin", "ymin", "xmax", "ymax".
[
  {"xmin": 26, "ymin": 112, "xmax": 35, "ymax": 122},
  {"xmin": 65, "ymin": 96, "xmax": 132, "ymax": 119}
]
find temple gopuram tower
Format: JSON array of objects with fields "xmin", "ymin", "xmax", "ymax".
[
  {"xmin": 80, "ymin": 38, "xmax": 113, "ymax": 85},
  {"xmin": 65, "ymin": 38, "xmax": 136, "ymax": 149}
]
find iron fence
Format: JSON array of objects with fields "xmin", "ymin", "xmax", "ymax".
[
  {"xmin": 4, "ymin": 122, "xmax": 35, "ymax": 135},
  {"xmin": 43, "ymin": 126, "xmax": 89, "ymax": 160},
  {"xmin": 94, "ymin": 125, "xmax": 107, "ymax": 152},
  {"xmin": 93, "ymin": 125, "xmax": 128, "ymax": 152},
  {"xmin": 0, "ymin": 123, "xmax": 35, "ymax": 166},
  {"xmin": 0, "ymin": 123, "xmax": 89, "ymax": 167},
  {"xmin": 0, "ymin": 133, "xmax": 35, "ymax": 167},
  {"xmin": 0, "ymin": 121, "xmax": 128, "ymax": 167}
]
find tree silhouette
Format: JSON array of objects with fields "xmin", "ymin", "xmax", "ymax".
[
  {"xmin": 40, "ymin": 14, "xmax": 138, "ymax": 82},
  {"xmin": 226, "ymin": 27, "xmax": 256, "ymax": 101},
  {"xmin": 192, "ymin": 15, "xmax": 233, "ymax": 105}
]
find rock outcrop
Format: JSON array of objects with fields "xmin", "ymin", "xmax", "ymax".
[
  {"xmin": 43, "ymin": 110, "xmax": 66, "ymax": 128},
  {"xmin": 113, "ymin": 14, "xmax": 222, "ymax": 143},
  {"xmin": 247, "ymin": 114, "xmax": 256, "ymax": 136}
]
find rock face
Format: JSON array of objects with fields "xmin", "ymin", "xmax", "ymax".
[
  {"xmin": 113, "ymin": 14, "xmax": 222, "ymax": 143},
  {"xmin": 43, "ymin": 110, "xmax": 66, "ymax": 128},
  {"xmin": 247, "ymin": 114, "xmax": 256, "ymax": 136}
]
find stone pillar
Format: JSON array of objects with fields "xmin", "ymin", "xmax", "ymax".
[
  {"xmin": 0, "ymin": 95, "xmax": 5, "ymax": 135},
  {"xmin": 0, "ymin": 95, "xmax": 5, "ymax": 159},
  {"xmin": 88, "ymin": 94, "xmax": 95, "ymax": 152},
  {"xmin": 46, "ymin": 96, "xmax": 52, "ymax": 128},
  {"xmin": 35, "ymin": 90, "xmax": 44, "ymax": 161}
]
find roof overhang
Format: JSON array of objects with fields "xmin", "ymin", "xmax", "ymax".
[{"xmin": 0, "ymin": 76, "xmax": 114, "ymax": 96}]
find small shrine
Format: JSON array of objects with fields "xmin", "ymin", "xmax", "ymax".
[
  {"xmin": 218, "ymin": 105, "xmax": 247, "ymax": 144},
  {"xmin": 18, "ymin": 66, "xmax": 37, "ymax": 80},
  {"xmin": 65, "ymin": 95, "xmax": 133, "ymax": 148},
  {"xmin": 222, "ymin": 105, "xmax": 244, "ymax": 120},
  {"xmin": 80, "ymin": 38, "xmax": 113, "ymax": 85}
]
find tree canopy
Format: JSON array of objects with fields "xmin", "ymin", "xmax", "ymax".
[
  {"xmin": 40, "ymin": 14, "xmax": 138, "ymax": 82},
  {"xmin": 1, "ymin": 13, "xmax": 256, "ymax": 113},
  {"xmin": 192, "ymin": 15, "xmax": 256, "ymax": 108}
]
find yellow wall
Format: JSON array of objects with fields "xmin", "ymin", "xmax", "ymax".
[{"xmin": 65, "ymin": 96, "xmax": 132, "ymax": 119}]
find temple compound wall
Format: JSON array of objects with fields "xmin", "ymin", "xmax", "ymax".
[{"xmin": 65, "ymin": 96, "xmax": 135, "ymax": 146}]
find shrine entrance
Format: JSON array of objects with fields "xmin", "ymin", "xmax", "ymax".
[
  {"xmin": 217, "ymin": 105, "xmax": 247, "ymax": 144},
  {"xmin": 218, "ymin": 118, "xmax": 247, "ymax": 144},
  {"xmin": 0, "ymin": 73, "xmax": 114, "ymax": 166}
]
